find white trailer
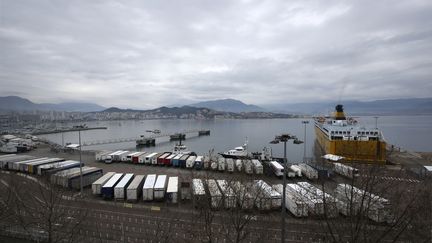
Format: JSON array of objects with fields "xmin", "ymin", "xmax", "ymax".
[
  {"xmin": 231, "ymin": 181, "xmax": 254, "ymax": 209},
  {"xmin": 244, "ymin": 160, "xmax": 253, "ymax": 174},
  {"xmin": 122, "ymin": 152, "xmax": 139, "ymax": 162},
  {"xmin": 334, "ymin": 184, "xmax": 391, "ymax": 222},
  {"xmin": 270, "ymin": 161, "xmax": 284, "ymax": 177},
  {"xmin": 186, "ymin": 156, "xmax": 197, "ymax": 169},
  {"xmin": 137, "ymin": 153, "xmax": 148, "ymax": 164},
  {"xmin": 283, "ymin": 184, "xmax": 309, "ymax": 217},
  {"xmin": 255, "ymin": 180, "xmax": 281, "ymax": 209},
  {"xmin": 334, "ymin": 163, "xmax": 359, "ymax": 179},
  {"xmin": 154, "ymin": 175, "xmax": 168, "ymax": 201},
  {"xmin": 192, "ymin": 178, "xmax": 206, "ymax": 207},
  {"xmin": 114, "ymin": 173, "xmax": 134, "ymax": 200},
  {"xmin": 290, "ymin": 165, "xmax": 302, "ymax": 177},
  {"xmin": 1, "ymin": 155, "xmax": 34, "ymax": 169},
  {"xmin": 298, "ymin": 181, "xmax": 338, "ymax": 218},
  {"xmin": 216, "ymin": 180, "xmax": 236, "ymax": 208},
  {"xmin": 194, "ymin": 156, "xmax": 203, "ymax": 169},
  {"xmin": 287, "ymin": 183, "xmax": 324, "ymax": 215},
  {"xmin": 126, "ymin": 175, "xmax": 145, "ymax": 201},
  {"xmin": 235, "ymin": 159, "xmax": 242, "ymax": 172},
  {"xmin": 298, "ymin": 163, "xmax": 318, "ymax": 180},
  {"xmin": 144, "ymin": 152, "xmax": 158, "ymax": 165},
  {"xmin": 252, "ymin": 160, "xmax": 263, "ymax": 174},
  {"xmin": 143, "ymin": 174, "xmax": 157, "ymax": 201},
  {"xmin": 166, "ymin": 177, "xmax": 179, "ymax": 203},
  {"xmin": 95, "ymin": 151, "xmax": 112, "ymax": 161},
  {"xmin": 105, "ymin": 151, "xmax": 123, "ymax": 163},
  {"xmin": 206, "ymin": 179, "xmax": 223, "ymax": 209},
  {"xmin": 37, "ymin": 160, "xmax": 81, "ymax": 176},
  {"xmin": 203, "ymin": 156, "xmax": 210, "ymax": 169},
  {"xmin": 217, "ymin": 157, "xmax": 225, "ymax": 171},
  {"xmin": 14, "ymin": 157, "xmax": 50, "ymax": 171},
  {"xmin": 92, "ymin": 172, "xmax": 115, "ymax": 195},
  {"xmin": 226, "ymin": 159, "xmax": 234, "ymax": 173}
]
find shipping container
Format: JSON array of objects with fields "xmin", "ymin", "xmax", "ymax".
[
  {"xmin": 216, "ymin": 180, "xmax": 236, "ymax": 208},
  {"xmin": 179, "ymin": 155, "xmax": 189, "ymax": 168},
  {"xmin": 37, "ymin": 160, "xmax": 82, "ymax": 176},
  {"xmin": 206, "ymin": 179, "xmax": 223, "ymax": 209},
  {"xmin": 172, "ymin": 154, "xmax": 183, "ymax": 167},
  {"xmin": 101, "ymin": 173, "xmax": 124, "ymax": 199},
  {"xmin": 270, "ymin": 161, "xmax": 284, "ymax": 177},
  {"xmin": 194, "ymin": 156, "xmax": 203, "ymax": 170},
  {"xmin": 192, "ymin": 179, "xmax": 206, "ymax": 207},
  {"xmin": 114, "ymin": 173, "xmax": 134, "ymax": 199},
  {"xmin": 154, "ymin": 175, "xmax": 168, "ymax": 200},
  {"xmin": 252, "ymin": 160, "xmax": 263, "ymax": 174},
  {"xmin": 92, "ymin": 172, "xmax": 116, "ymax": 195},
  {"xmin": 166, "ymin": 176, "xmax": 179, "ymax": 203},
  {"xmin": 143, "ymin": 174, "xmax": 157, "ymax": 201},
  {"xmin": 226, "ymin": 159, "xmax": 234, "ymax": 173},
  {"xmin": 186, "ymin": 156, "xmax": 196, "ymax": 169},
  {"xmin": 165, "ymin": 154, "xmax": 176, "ymax": 166},
  {"xmin": 126, "ymin": 175, "xmax": 145, "ymax": 201}
]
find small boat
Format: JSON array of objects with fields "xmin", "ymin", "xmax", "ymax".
[
  {"xmin": 170, "ymin": 133, "xmax": 186, "ymax": 141},
  {"xmin": 220, "ymin": 138, "xmax": 249, "ymax": 159},
  {"xmin": 136, "ymin": 135, "xmax": 156, "ymax": 146}
]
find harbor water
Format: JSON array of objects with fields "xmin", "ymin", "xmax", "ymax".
[{"xmin": 39, "ymin": 116, "xmax": 432, "ymax": 162}]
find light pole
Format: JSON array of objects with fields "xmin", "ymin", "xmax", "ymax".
[
  {"xmin": 270, "ymin": 134, "xmax": 303, "ymax": 243},
  {"xmin": 78, "ymin": 129, "xmax": 83, "ymax": 197},
  {"xmin": 301, "ymin": 120, "xmax": 309, "ymax": 162}
]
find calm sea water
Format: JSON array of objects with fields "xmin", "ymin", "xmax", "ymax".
[{"xmin": 40, "ymin": 116, "xmax": 432, "ymax": 162}]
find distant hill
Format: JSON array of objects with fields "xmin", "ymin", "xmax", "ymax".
[
  {"xmin": 264, "ymin": 98, "xmax": 432, "ymax": 115},
  {"xmin": 190, "ymin": 98, "xmax": 265, "ymax": 113},
  {"xmin": 0, "ymin": 96, "xmax": 106, "ymax": 112}
]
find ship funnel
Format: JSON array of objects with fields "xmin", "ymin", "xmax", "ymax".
[{"xmin": 334, "ymin": 104, "xmax": 346, "ymax": 120}]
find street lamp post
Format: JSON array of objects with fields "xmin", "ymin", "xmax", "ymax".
[
  {"xmin": 78, "ymin": 129, "xmax": 83, "ymax": 197},
  {"xmin": 302, "ymin": 120, "xmax": 309, "ymax": 162},
  {"xmin": 270, "ymin": 134, "xmax": 303, "ymax": 243}
]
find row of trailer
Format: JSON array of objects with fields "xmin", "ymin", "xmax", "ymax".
[
  {"xmin": 0, "ymin": 154, "xmax": 104, "ymax": 190},
  {"xmin": 271, "ymin": 181, "xmax": 391, "ymax": 222},
  {"xmin": 191, "ymin": 178, "xmax": 282, "ymax": 210},
  {"xmin": 91, "ymin": 173, "xmax": 179, "ymax": 203},
  {"xmin": 96, "ymin": 150, "xmax": 267, "ymax": 175}
]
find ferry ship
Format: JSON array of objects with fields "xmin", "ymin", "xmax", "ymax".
[{"xmin": 314, "ymin": 104, "xmax": 386, "ymax": 164}]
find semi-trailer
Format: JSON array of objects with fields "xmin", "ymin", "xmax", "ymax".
[
  {"xmin": 186, "ymin": 156, "xmax": 196, "ymax": 169},
  {"xmin": 105, "ymin": 151, "xmax": 124, "ymax": 163},
  {"xmin": 12, "ymin": 157, "xmax": 49, "ymax": 171},
  {"xmin": 143, "ymin": 174, "xmax": 157, "ymax": 201},
  {"xmin": 298, "ymin": 181, "xmax": 338, "ymax": 218},
  {"xmin": 244, "ymin": 160, "xmax": 253, "ymax": 174},
  {"xmin": 333, "ymin": 163, "xmax": 359, "ymax": 179},
  {"xmin": 194, "ymin": 156, "xmax": 203, "ymax": 170},
  {"xmin": 192, "ymin": 179, "xmax": 206, "ymax": 208},
  {"xmin": 126, "ymin": 175, "xmax": 145, "ymax": 201},
  {"xmin": 95, "ymin": 151, "xmax": 112, "ymax": 161},
  {"xmin": 206, "ymin": 179, "xmax": 223, "ymax": 209},
  {"xmin": 51, "ymin": 166, "xmax": 103, "ymax": 189},
  {"xmin": 255, "ymin": 180, "xmax": 281, "ymax": 210},
  {"xmin": 270, "ymin": 161, "xmax": 284, "ymax": 177},
  {"xmin": 235, "ymin": 159, "xmax": 242, "ymax": 172},
  {"xmin": 217, "ymin": 157, "xmax": 226, "ymax": 171},
  {"xmin": 154, "ymin": 175, "xmax": 168, "ymax": 200},
  {"xmin": 144, "ymin": 152, "xmax": 158, "ymax": 165},
  {"xmin": 131, "ymin": 152, "xmax": 147, "ymax": 164},
  {"xmin": 298, "ymin": 163, "xmax": 318, "ymax": 180},
  {"xmin": 286, "ymin": 183, "xmax": 324, "ymax": 215},
  {"xmin": 101, "ymin": 173, "xmax": 124, "ymax": 199},
  {"xmin": 281, "ymin": 184, "xmax": 309, "ymax": 217},
  {"xmin": 171, "ymin": 154, "xmax": 182, "ymax": 167},
  {"xmin": 114, "ymin": 151, "xmax": 130, "ymax": 162},
  {"xmin": 165, "ymin": 154, "xmax": 176, "ymax": 166},
  {"xmin": 114, "ymin": 173, "xmax": 134, "ymax": 200},
  {"xmin": 92, "ymin": 172, "xmax": 116, "ymax": 195},
  {"xmin": 26, "ymin": 158, "xmax": 65, "ymax": 174},
  {"xmin": 252, "ymin": 160, "xmax": 263, "ymax": 174},
  {"xmin": 290, "ymin": 165, "xmax": 302, "ymax": 177},
  {"xmin": 157, "ymin": 153, "xmax": 170, "ymax": 165},
  {"xmin": 230, "ymin": 181, "xmax": 254, "ymax": 210},
  {"xmin": 3, "ymin": 155, "xmax": 35, "ymax": 170},
  {"xmin": 216, "ymin": 180, "xmax": 236, "ymax": 208},
  {"xmin": 226, "ymin": 158, "xmax": 234, "ymax": 173},
  {"xmin": 37, "ymin": 160, "xmax": 82, "ymax": 176},
  {"xmin": 179, "ymin": 155, "xmax": 189, "ymax": 168},
  {"xmin": 166, "ymin": 176, "xmax": 178, "ymax": 203}
]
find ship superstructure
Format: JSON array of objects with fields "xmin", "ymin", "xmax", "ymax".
[{"xmin": 315, "ymin": 104, "xmax": 386, "ymax": 164}]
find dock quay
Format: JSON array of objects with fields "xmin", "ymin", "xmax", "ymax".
[
  {"xmin": 32, "ymin": 126, "xmax": 107, "ymax": 135},
  {"xmin": 82, "ymin": 129, "xmax": 210, "ymax": 147}
]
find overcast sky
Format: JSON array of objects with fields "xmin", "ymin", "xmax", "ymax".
[{"xmin": 1, "ymin": 0, "xmax": 431, "ymax": 109}]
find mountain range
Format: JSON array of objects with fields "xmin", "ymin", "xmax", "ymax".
[
  {"xmin": 189, "ymin": 99, "xmax": 265, "ymax": 113},
  {"xmin": 0, "ymin": 96, "xmax": 106, "ymax": 112}
]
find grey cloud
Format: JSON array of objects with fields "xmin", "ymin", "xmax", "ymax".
[{"xmin": 1, "ymin": 0, "xmax": 431, "ymax": 108}]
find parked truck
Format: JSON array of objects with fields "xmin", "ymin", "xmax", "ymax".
[{"xmin": 114, "ymin": 173, "xmax": 134, "ymax": 200}]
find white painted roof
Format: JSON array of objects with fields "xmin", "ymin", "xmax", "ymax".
[
  {"xmin": 115, "ymin": 173, "xmax": 134, "ymax": 188},
  {"xmin": 143, "ymin": 174, "xmax": 156, "ymax": 189},
  {"xmin": 102, "ymin": 173, "xmax": 123, "ymax": 188},
  {"xmin": 167, "ymin": 177, "xmax": 178, "ymax": 193},
  {"xmin": 154, "ymin": 175, "xmax": 167, "ymax": 189}
]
